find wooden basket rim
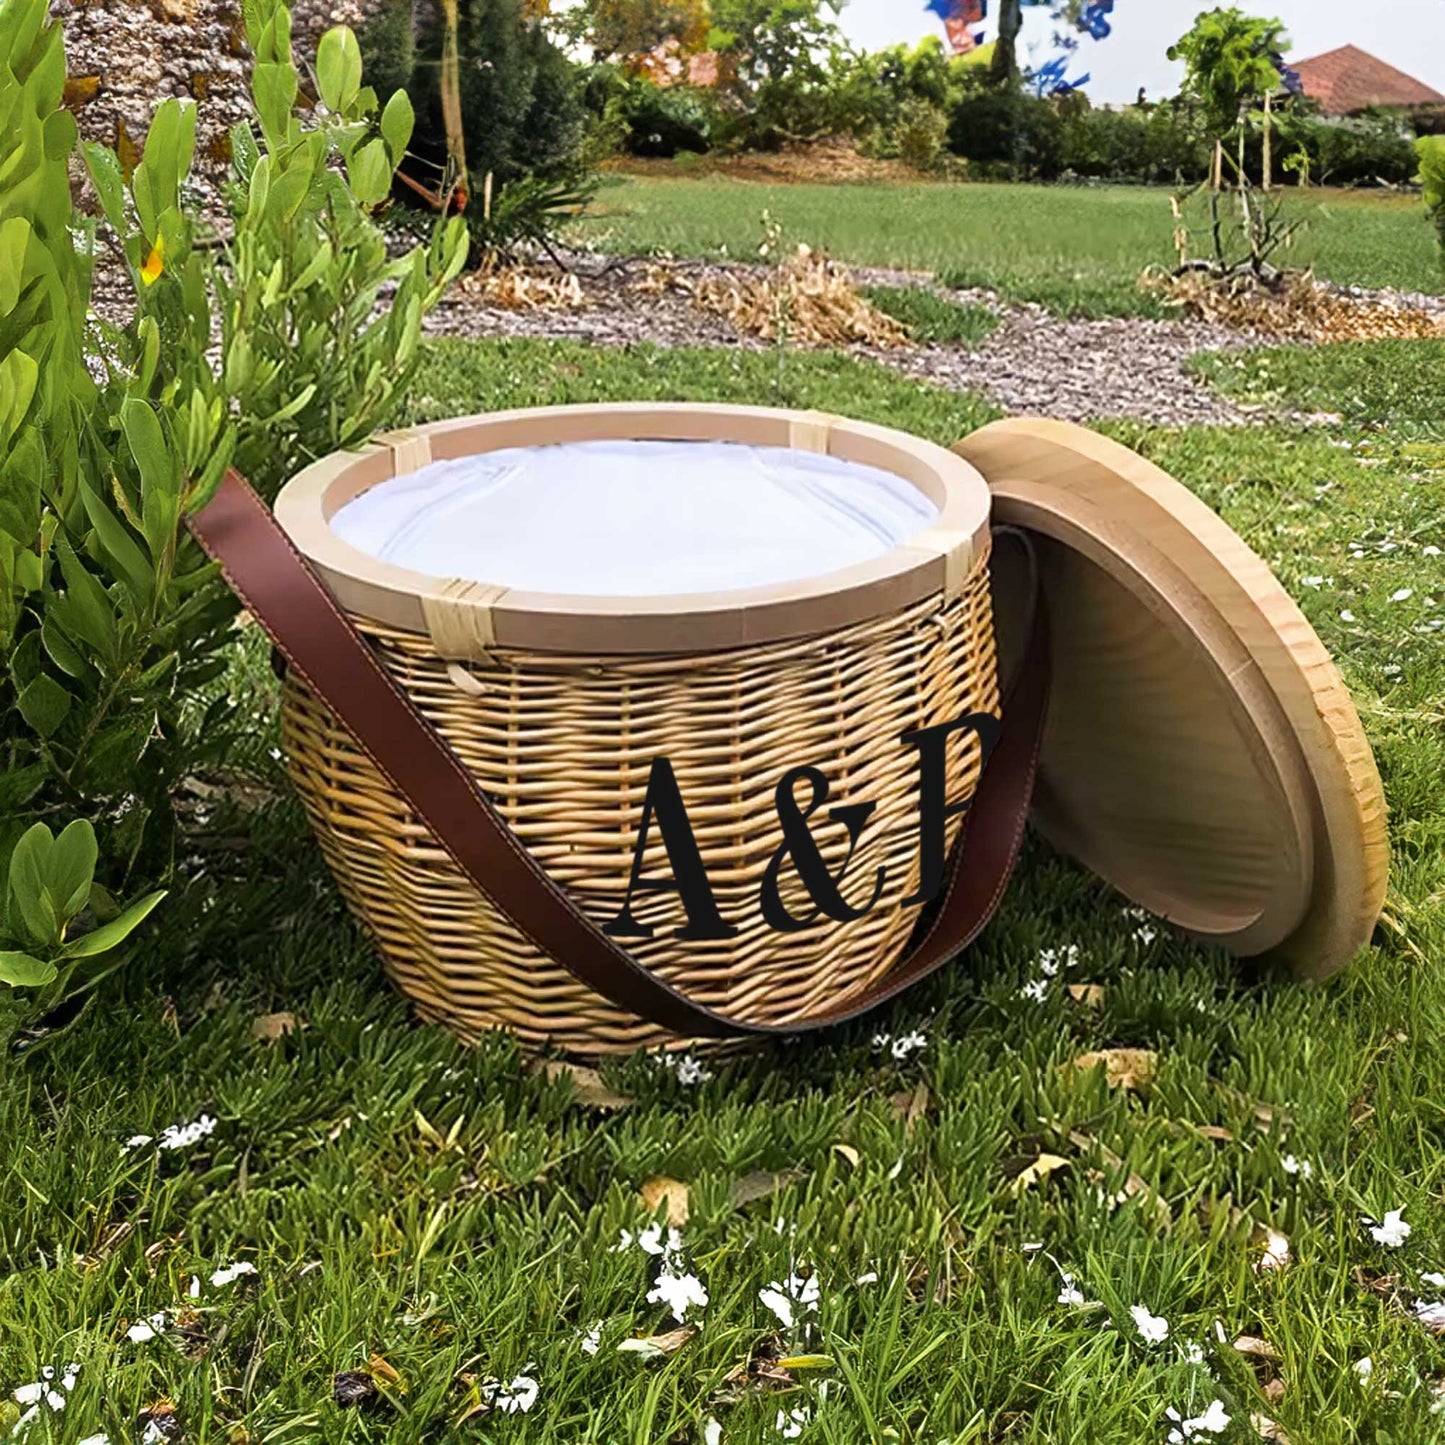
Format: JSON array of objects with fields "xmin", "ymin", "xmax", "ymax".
[{"xmin": 274, "ymin": 402, "xmax": 993, "ymax": 655}]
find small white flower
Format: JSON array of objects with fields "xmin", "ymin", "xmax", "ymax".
[
  {"xmin": 13, "ymin": 1383, "xmax": 44, "ymax": 1406},
  {"xmin": 890, "ymin": 1030, "xmax": 928, "ymax": 1061},
  {"xmin": 187, "ymin": 1275, "xmax": 201, "ymax": 1299},
  {"xmin": 1037, "ymin": 945, "xmax": 1080, "ymax": 976},
  {"xmin": 1165, "ymin": 1398, "xmax": 1231, "ymax": 1441},
  {"xmin": 1130, "ymin": 1304, "xmax": 1169, "ymax": 1344},
  {"xmin": 1300, "ymin": 575, "xmax": 1326, "ymax": 589},
  {"xmin": 1412, "ymin": 1300, "xmax": 1445, "ymax": 1330},
  {"xmin": 759, "ymin": 1287, "xmax": 797, "ymax": 1328},
  {"xmin": 776, "ymin": 1405, "xmax": 811, "ymax": 1438},
  {"xmin": 1421, "ymin": 1272, "xmax": 1445, "ymax": 1289},
  {"xmin": 210, "ymin": 1261, "xmax": 258, "ymax": 1287},
  {"xmin": 855, "ymin": 1270, "xmax": 879, "ymax": 1285},
  {"xmin": 1354, "ymin": 1356, "xmax": 1374, "ymax": 1382},
  {"xmin": 657, "ymin": 1051, "xmax": 714, "ymax": 1085},
  {"xmin": 759, "ymin": 1273, "xmax": 821, "ymax": 1329},
  {"xmin": 579, "ymin": 1321, "xmax": 603, "ymax": 1355},
  {"xmin": 1382, "ymin": 664, "xmax": 1402, "ymax": 677},
  {"xmin": 1180, "ymin": 1342, "xmax": 1206, "ymax": 1365},
  {"xmin": 126, "ymin": 1311, "xmax": 167, "ymax": 1343},
  {"xmin": 123, "ymin": 1135, "xmax": 153, "ymax": 1151},
  {"xmin": 78, "ymin": 1435, "xmax": 111, "ymax": 1445},
  {"xmin": 1057, "ymin": 1281, "xmax": 1088, "ymax": 1307},
  {"xmin": 635, "ymin": 1223, "xmax": 686, "ymax": 1267},
  {"xmin": 704, "ymin": 1419, "xmax": 723, "ymax": 1445},
  {"xmin": 480, "ymin": 1374, "xmax": 539, "ymax": 1415},
  {"xmin": 1339, "ymin": 609, "xmax": 1357, "ymax": 623},
  {"xmin": 1020, "ymin": 977, "xmax": 1050, "ymax": 1002},
  {"xmin": 157, "ymin": 1114, "xmax": 217, "ymax": 1151},
  {"xmin": 1368, "ymin": 1208, "xmax": 1411, "ymax": 1248},
  {"xmin": 1133, "ymin": 926, "xmax": 1158, "ymax": 945},
  {"xmin": 1424, "ymin": 545, "xmax": 1441, "ymax": 558},
  {"xmin": 1281, "ymin": 1155, "xmax": 1313, "ymax": 1179},
  {"xmin": 45, "ymin": 1390, "xmax": 65, "ymax": 1411},
  {"xmin": 1390, "ymin": 588, "xmax": 1414, "ymax": 603},
  {"xmin": 648, "ymin": 1269, "xmax": 709, "ymax": 1321}
]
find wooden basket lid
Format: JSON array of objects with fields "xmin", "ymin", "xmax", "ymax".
[{"xmin": 954, "ymin": 418, "xmax": 1388, "ymax": 980}]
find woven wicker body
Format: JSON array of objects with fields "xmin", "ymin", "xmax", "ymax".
[{"xmin": 274, "ymin": 405, "xmax": 998, "ymax": 1055}]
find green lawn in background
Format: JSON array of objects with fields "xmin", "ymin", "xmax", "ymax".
[
  {"xmin": 1, "ymin": 339, "xmax": 1442, "ymax": 1444},
  {"xmin": 580, "ymin": 176, "xmax": 1445, "ymax": 317}
]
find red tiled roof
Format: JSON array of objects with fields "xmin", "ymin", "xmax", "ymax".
[{"xmin": 1292, "ymin": 44, "xmax": 1445, "ymax": 115}]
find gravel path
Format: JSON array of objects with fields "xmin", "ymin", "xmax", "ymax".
[{"xmin": 423, "ymin": 254, "xmax": 1257, "ymax": 428}]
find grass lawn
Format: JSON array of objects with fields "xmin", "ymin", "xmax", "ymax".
[
  {"xmin": 581, "ymin": 176, "xmax": 1445, "ymax": 318},
  {"xmin": 2, "ymin": 338, "xmax": 1443, "ymax": 1443}
]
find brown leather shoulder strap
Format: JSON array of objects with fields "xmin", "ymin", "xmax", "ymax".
[{"xmin": 188, "ymin": 469, "xmax": 1047, "ymax": 1039}]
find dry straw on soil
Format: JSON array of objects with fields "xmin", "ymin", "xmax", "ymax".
[
  {"xmin": 663, "ymin": 245, "xmax": 911, "ymax": 350},
  {"xmin": 457, "ymin": 260, "xmax": 588, "ymax": 311},
  {"xmin": 1146, "ymin": 269, "xmax": 1445, "ymax": 344}
]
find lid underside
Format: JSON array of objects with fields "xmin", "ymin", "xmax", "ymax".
[{"xmin": 956, "ymin": 418, "xmax": 1389, "ymax": 980}]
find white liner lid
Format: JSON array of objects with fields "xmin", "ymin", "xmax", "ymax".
[{"xmin": 331, "ymin": 438, "xmax": 941, "ymax": 598}]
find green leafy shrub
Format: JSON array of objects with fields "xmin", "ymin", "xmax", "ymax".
[
  {"xmin": 383, "ymin": 0, "xmax": 587, "ymax": 188},
  {"xmin": 895, "ymin": 96, "xmax": 950, "ymax": 172},
  {"xmin": 1267, "ymin": 110, "xmax": 1418, "ymax": 188},
  {"xmin": 0, "ymin": 0, "xmax": 464, "ymax": 949},
  {"xmin": 1420, "ymin": 135, "xmax": 1445, "ymax": 253},
  {"xmin": 1056, "ymin": 99, "xmax": 1209, "ymax": 183},
  {"xmin": 619, "ymin": 77, "xmax": 718, "ymax": 157},
  {"xmin": 0, "ymin": 820, "xmax": 164, "ymax": 1047},
  {"xmin": 946, "ymin": 82, "xmax": 1065, "ymax": 180}
]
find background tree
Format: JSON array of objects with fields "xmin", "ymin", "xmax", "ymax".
[
  {"xmin": 570, "ymin": 0, "xmax": 711, "ymax": 64},
  {"xmin": 989, "ymin": 0, "xmax": 1023, "ymax": 85},
  {"xmin": 1168, "ymin": 7, "xmax": 1289, "ymax": 188}
]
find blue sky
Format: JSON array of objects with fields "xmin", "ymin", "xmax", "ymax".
[{"xmin": 834, "ymin": 0, "xmax": 1445, "ymax": 106}]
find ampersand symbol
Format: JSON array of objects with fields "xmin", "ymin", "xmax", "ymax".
[{"xmin": 759, "ymin": 766, "xmax": 886, "ymax": 933}]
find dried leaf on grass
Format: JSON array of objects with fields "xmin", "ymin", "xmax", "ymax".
[
  {"xmin": 1066, "ymin": 983, "xmax": 1107, "ymax": 1009},
  {"xmin": 729, "ymin": 1167, "xmax": 806, "ymax": 1208},
  {"xmin": 368, "ymin": 1354, "xmax": 404, "ymax": 1387},
  {"xmin": 1209, "ymin": 1080, "xmax": 1288, "ymax": 1133},
  {"xmin": 459, "ymin": 260, "xmax": 587, "ymax": 312},
  {"xmin": 1068, "ymin": 1129, "xmax": 1172, "ymax": 1226},
  {"xmin": 1251, "ymin": 1413, "xmax": 1291, "ymax": 1443},
  {"xmin": 1232, "ymin": 1334, "xmax": 1281, "ymax": 1362},
  {"xmin": 531, "ymin": 1060, "xmax": 635, "ymax": 1112},
  {"xmin": 1193, "ymin": 1124, "xmax": 1235, "ymax": 1143},
  {"xmin": 251, "ymin": 1011, "xmax": 301, "ymax": 1042},
  {"xmin": 1145, "ymin": 267, "xmax": 1445, "ymax": 343},
  {"xmin": 1070, "ymin": 1048, "xmax": 1158, "ymax": 1092},
  {"xmin": 891, "ymin": 1081, "xmax": 932, "ymax": 1132},
  {"xmin": 691, "ymin": 245, "xmax": 911, "ymax": 350},
  {"xmin": 832, "ymin": 1143, "xmax": 860, "ymax": 1167},
  {"xmin": 617, "ymin": 1325, "xmax": 697, "ymax": 1358},
  {"xmin": 639, "ymin": 1177, "xmax": 690, "ymax": 1227},
  {"xmin": 716, "ymin": 1338, "xmax": 808, "ymax": 1401},
  {"xmin": 1009, "ymin": 1152, "xmax": 1070, "ymax": 1195}
]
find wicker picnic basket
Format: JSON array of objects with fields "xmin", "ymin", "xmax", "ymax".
[{"xmin": 262, "ymin": 404, "xmax": 1001, "ymax": 1055}]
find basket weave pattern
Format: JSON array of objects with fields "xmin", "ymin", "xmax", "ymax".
[{"xmin": 280, "ymin": 557, "xmax": 998, "ymax": 1055}]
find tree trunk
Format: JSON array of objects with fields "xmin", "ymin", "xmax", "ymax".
[
  {"xmin": 990, "ymin": 0, "xmax": 1023, "ymax": 86},
  {"xmin": 439, "ymin": 0, "xmax": 469, "ymax": 211},
  {"xmin": 1262, "ymin": 90, "xmax": 1272, "ymax": 192}
]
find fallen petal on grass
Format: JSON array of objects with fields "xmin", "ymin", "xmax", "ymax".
[{"xmin": 1071, "ymin": 1048, "xmax": 1158, "ymax": 1092}]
